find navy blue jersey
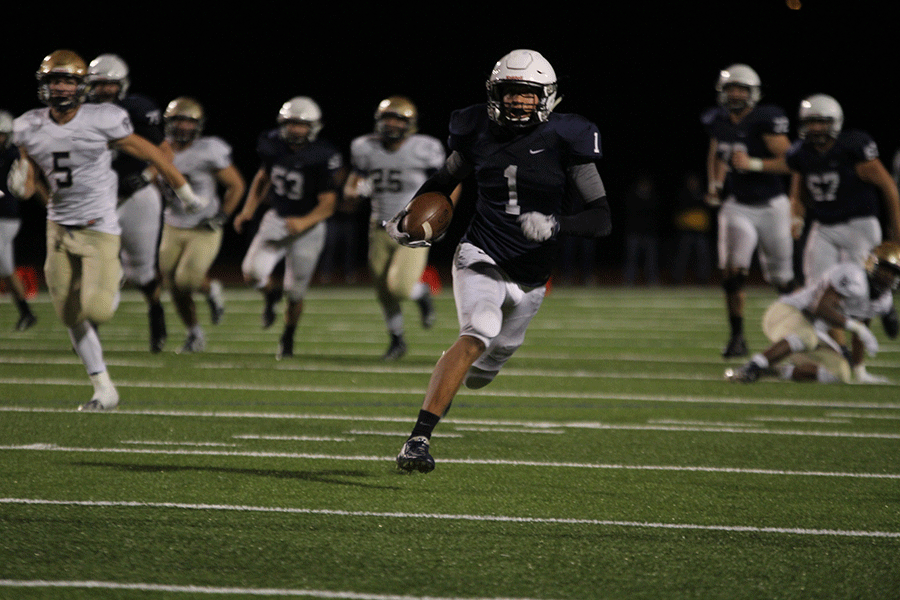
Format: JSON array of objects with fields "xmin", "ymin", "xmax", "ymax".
[
  {"xmin": 112, "ymin": 93, "xmax": 164, "ymax": 196},
  {"xmin": 786, "ymin": 129, "xmax": 881, "ymax": 224},
  {"xmin": 701, "ymin": 103, "xmax": 790, "ymax": 204},
  {"xmin": 0, "ymin": 144, "xmax": 21, "ymax": 218},
  {"xmin": 450, "ymin": 104, "xmax": 602, "ymax": 287},
  {"xmin": 256, "ymin": 128, "xmax": 343, "ymax": 218}
]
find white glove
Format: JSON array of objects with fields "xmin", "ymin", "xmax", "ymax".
[
  {"xmin": 174, "ymin": 183, "xmax": 208, "ymax": 214},
  {"xmin": 518, "ymin": 212, "xmax": 559, "ymax": 242},
  {"xmin": 852, "ymin": 364, "xmax": 890, "ymax": 384},
  {"xmin": 6, "ymin": 158, "xmax": 30, "ymax": 198},
  {"xmin": 846, "ymin": 318, "xmax": 879, "ymax": 356},
  {"xmin": 355, "ymin": 177, "xmax": 374, "ymax": 198},
  {"xmin": 383, "ymin": 210, "xmax": 431, "ymax": 248}
]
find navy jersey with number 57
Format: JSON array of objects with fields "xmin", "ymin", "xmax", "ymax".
[
  {"xmin": 785, "ymin": 129, "xmax": 880, "ymax": 224},
  {"xmin": 450, "ymin": 104, "xmax": 602, "ymax": 287},
  {"xmin": 255, "ymin": 128, "xmax": 343, "ymax": 218}
]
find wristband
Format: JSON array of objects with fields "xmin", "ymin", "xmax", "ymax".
[{"xmin": 746, "ymin": 157, "xmax": 764, "ymax": 172}]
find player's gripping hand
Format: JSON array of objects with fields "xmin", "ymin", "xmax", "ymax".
[
  {"xmin": 383, "ymin": 210, "xmax": 431, "ymax": 248},
  {"xmin": 846, "ymin": 318, "xmax": 879, "ymax": 357},
  {"xmin": 174, "ymin": 183, "xmax": 209, "ymax": 214},
  {"xmin": 518, "ymin": 212, "xmax": 559, "ymax": 242}
]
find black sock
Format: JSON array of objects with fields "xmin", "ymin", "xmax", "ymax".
[
  {"xmin": 729, "ymin": 315, "xmax": 743, "ymax": 337},
  {"xmin": 15, "ymin": 298, "xmax": 32, "ymax": 317},
  {"xmin": 409, "ymin": 409, "xmax": 441, "ymax": 440}
]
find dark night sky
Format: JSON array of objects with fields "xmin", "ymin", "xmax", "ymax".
[{"xmin": 3, "ymin": 3, "xmax": 896, "ymax": 271}]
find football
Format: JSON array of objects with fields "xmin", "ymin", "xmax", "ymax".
[{"xmin": 401, "ymin": 192, "xmax": 453, "ymax": 242}]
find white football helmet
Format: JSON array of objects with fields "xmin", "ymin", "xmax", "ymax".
[
  {"xmin": 798, "ymin": 94, "xmax": 843, "ymax": 141},
  {"xmin": 87, "ymin": 53, "xmax": 130, "ymax": 101},
  {"xmin": 278, "ymin": 96, "xmax": 322, "ymax": 143},
  {"xmin": 36, "ymin": 49, "xmax": 89, "ymax": 110},
  {"xmin": 0, "ymin": 109, "xmax": 13, "ymax": 149},
  {"xmin": 486, "ymin": 49, "xmax": 558, "ymax": 129},
  {"xmin": 716, "ymin": 63, "xmax": 761, "ymax": 111}
]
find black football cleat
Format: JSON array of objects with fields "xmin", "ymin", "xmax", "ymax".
[
  {"xmin": 381, "ymin": 334, "xmax": 407, "ymax": 361},
  {"xmin": 721, "ymin": 334, "xmax": 748, "ymax": 358},
  {"xmin": 396, "ymin": 436, "xmax": 435, "ymax": 473},
  {"xmin": 15, "ymin": 312, "xmax": 37, "ymax": 331}
]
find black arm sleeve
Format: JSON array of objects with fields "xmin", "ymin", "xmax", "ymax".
[
  {"xmin": 557, "ymin": 197, "xmax": 612, "ymax": 238},
  {"xmin": 555, "ymin": 162, "xmax": 611, "ymax": 237},
  {"xmin": 414, "ymin": 151, "xmax": 472, "ymax": 198}
]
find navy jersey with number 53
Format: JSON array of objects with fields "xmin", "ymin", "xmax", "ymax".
[
  {"xmin": 450, "ymin": 104, "xmax": 602, "ymax": 287},
  {"xmin": 255, "ymin": 128, "xmax": 343, "ymax": 218}
]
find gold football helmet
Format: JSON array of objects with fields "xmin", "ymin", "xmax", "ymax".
[
  {"xmin": 164, "ymin": 96, "xmax": 205, "ymax": 143},
  {"xmin": 36, "ymin": 49, "xmax": 88, "ymax": 110},
  {"xmin": 866, "ymin": 241, "xmax": 900, "ymax": 295},
  {"xmin": 374, "ymin": 95, "xmax": 417, "ymax": 141}
]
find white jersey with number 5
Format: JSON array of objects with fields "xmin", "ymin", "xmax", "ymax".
[
  {"xmin": 13, "ymin": 103, "xmax": 133, "ymax": 234},
  {"xmin": 349, "ymin": 133, "xmax": 446, "ymax": 224}
]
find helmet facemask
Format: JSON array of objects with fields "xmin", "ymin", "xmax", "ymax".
[{"xmin": 39, "ymin": 73, "xmax": 88, "ymax": 111}]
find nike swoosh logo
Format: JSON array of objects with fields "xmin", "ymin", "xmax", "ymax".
[{"xmin": 529, "ymin": 149, "xmax": 545, "ymax": 154}]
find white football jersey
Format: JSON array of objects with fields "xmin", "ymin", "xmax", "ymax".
[
  {"xmin": 349, "ymin": 133, "xmax": 446, "ymax": 223},
  {"xmin": 14, "ymin": 103, "xmax": 132, "ymax": 234},
  {"xmin": 164, "ymin": 136, "xmax": 233, "ymax": 228},
  {"xmin": 781, "ymin": 261, "xmax": 893, "ymax": 321}
]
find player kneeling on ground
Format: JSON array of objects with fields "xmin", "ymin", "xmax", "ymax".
[{"xmin": 727, "ymin": 241, "xmax": 900, "ymax": 384}]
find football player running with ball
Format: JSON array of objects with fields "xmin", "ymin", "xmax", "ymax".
[
  {"xmin": 9, "ymin": 50, "xmax": 205, "ymax": 410},
  {"xmin": 390, "ymin": 49, "xmax": 612, "ymax": 473},
  {"xmin": 233, "ymin": 97, "xmax": 344, "ymax": 359}
]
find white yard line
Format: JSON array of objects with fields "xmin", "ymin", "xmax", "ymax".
[
  {"xmin": 1, "ymin": 443, "xmax": 897, "ymax": 479},
  {"xmin": 0, "ymin": 579, "xmax": 554, "ymax": 600},
  {"xmin": 1, "ymin": 497, "xmax": 898, "ymax": 539}
]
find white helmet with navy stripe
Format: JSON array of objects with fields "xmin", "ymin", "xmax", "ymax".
[
  {"xmin": 486, "ymin": 49, "xmax": 558, "ymax": 129},
  {"xmin": 716, "ymin": 63, "xmax": 761, "ymax": 111},
  {"xmin": 278, "ymin": 96, "xmax": 322, "ymax": 143}
]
